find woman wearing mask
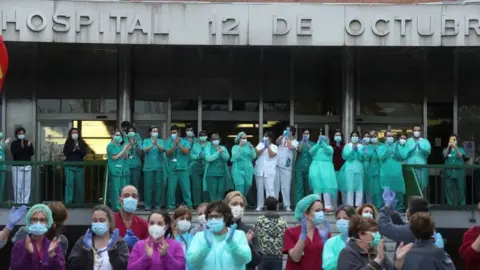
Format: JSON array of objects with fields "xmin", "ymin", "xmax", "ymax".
[
  {"xmin": 142, "ymin": 126, "xmax": 166, "ymax": 210},
  {"xmin": 283, "ymin": 194, "xmax": 330, "ymax": 270},
  {"xmin": 190, "ymin": 130, "xmax": 209, "ymax": 207},
  {"xmin": 309, "ymin": 134, "xmax": 337, "ymax": 212},
  {"xmin": 63, "ymin": 128, "xmax": 87, "ymax": 205},
  {"xmin": 187, "ymin": 200, "xmax": 252, "ymax": 270},
  {"xmin": 68, "ymin": 205, "xmax": 129, "ymax": 270},
  {"xmin": 11, "ymin": 204, "xmax": 65, "ymax": 269},
  {"xmin": 378, "ymin": 131, "xmax": 409, "ymax": 212},
  {"xmin": 295, "ymin": 128, "xmax": 315, "ymax": 205},
  {"xmin": 203, "ymin": 133, "xmax": 232, "ymax": 201},
  {"xmin": 172, "ymin": 206, "xmax": 194, "ymax": 256},
  {"xmin": 225, "ymin": 191, "xmax": 262, "ymax": 270},
  {"xmin": 331, "ymin": 131, "xmax": 345, "ymax": 204},
  {"xmin": 11, "ymin": 127, "xmax": 34, "ymax": 204},
  {"xmin": 128, "ymin": 210, "xmax": 186, "ymax": 270},
  {"xmin": 254, "ymin": 131, "xmax": 278, "ymax": 211},
  {"xmin": 357, "ymin": 203, "xmax": 378, "ymax": 219},
  {"xmin": 322, "ymin": 205, "xmax": 357, "ymax": 270},
  {"xmin": 126, "ymin": 126, "xmax": 143, "ymax": 189},
  {"xmin": 341, "ymin": 131, "xmax": 365, "ymax": 207},
  {"xmin": 364, "ymin": 131, "xmax": 382, "ymax": 209},
  {"xmin": 443, "ymin": 134, "xmax": 468, "ymax": 206},
  {"xmin": 107, "ymin": 129, "xmax": 131, "ymax": 211},
  {"xmin": 192, "ymin": 203, "xmax": 209, "ymax": 235},
  {"xmin": 231, "ymin": 131, "xmax": 256, "ymax": 198}
]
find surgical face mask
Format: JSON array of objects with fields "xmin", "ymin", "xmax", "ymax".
[
  {"xmin": 114, "ymin": 135, "xmax": 122, "ymax": 143},
  {"xmin": 186, "ymin": 131, "xmax": 194, "ymax": 137},
  {"xmin": 91, "ymin": 222, "xmax": 109, "ymax": 236},
  {"xmin": 122, "ymin": 197, "xmax": 138, "ymax": 213},
  {"xmin": 198, "ymin": 214, "xmax": 207, "ymax": 225},
  {"xmin": 334, "ymin": 136, "xmax": 342, "ymax": 142},
  {"xmin": 263, "ymin": 137, "xmax": 268, "ymax": 141},
  {"xmin": 363, "ymin": 138, "xmax": 370, "ymax": 144},
  {"xmin": 212, "ymin": 140, "xmax": 220, "ymax": 146},
  {"xmin": 199, "ymin": 136, "xmax": 207, "ymax": 142},
  {"xmin": 177, "ymin": 220, "xmax": 191, "ymax": 232},
  {"xmin": 399, "ymin": 138, "xmax": 406, "ymax": 145},
  {"xmin": 313, "ymin": 211, "xmax": 325, "ymax": 225},
  {"xmin": 207, "ymin": 218, "xmax": 225, "ymax": 233},
  {"xmin": 231, "ymin": 205, "xmax": 244, "ymax": 220},
  {"xmin": 386, "ymin": 137, "xmax": 394, "ymax": 144},
  {"xmin": 28, "ymin": 222, "xmax": 48, "ymax": 236},
  {"xmin": 241, "ymin": 139, "xmax": 248, "ymax": 144},
  {"xmin": 362, "ymin": 212, "xmax": 373, "ymax": 219},
  {"xmin": 149, "ymin": 224, "xmax": 166, "ymax": 239},
  {"xmin": 71, "ymin": 134, "xmax": 79, "ymax": 140},
  {"xmin": 336, "ymin": 219, "xmax": 349, "ymax": 236},
  {"xmin": 413, "ymin": 131, "xmax": 421, "ymax": 138},
  {"xmin": 128, "ymin": 132, "xmax": 135, "ymax": 138},
  {"xmin": 151, "ymin": 132, "xmax": 159, "ymax": 138},
  {"xmin": 303, "ymin": 134, "xmax": 310, "ymax": 140},
  {"xmin": 171, "ymin": 133, "xmax": 177, "ymax": 140},
  {"xmin": 351, "ymin": 136, "xmax": 359, "ymax": 144},
  {"xmin": 0, "ymin": 132, "xmax": 4, "ymax": 139},
  {"xmin": 371, "ymin": 137, "xmax": 378, "ymax": 144},
  {"xmin": 370, "ymin": 232, "xmax": 382, "ymax": 248},
  {"xmin": 17, "ymin": 134, "xmax": 25, "ymax": 140}
]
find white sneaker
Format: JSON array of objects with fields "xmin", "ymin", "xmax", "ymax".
[
  {"xmin": 255, "ymin": 208, "xmax": 262, "ymax": 212},
  {"xmin": 285, "ymin": 207, "xmax": 292, "ymax": 212}
]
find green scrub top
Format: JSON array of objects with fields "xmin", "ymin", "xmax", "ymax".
[
  {"xmin": 0, "ymin": 140, "xmax": 6, "ymax": 171},
  {"xmin": 205, "ymin": 145, "xmax": 229, "ymax": 176},
  {"xmin": 443, "ymin": 146, "xmax": 467, "ymax": 178},
  {"xmin": 165, "ymin": 138, "xmax": 192, "ymax": 171},
  {"xmin": 107, "ymin": 141, "xmax": 125, "ymax": 176},
  {"xmin": 190, "ymin": 142, "xmax": 209, "ymax": 174},
  {"xmin": 296, "ymin": 141, "xmax": 315, "ymax": 172},
  {"xmin": 142, "ymin": 137, "xmax": 165, "ymax": 171},
  {"xmin": 126, "ymin": 133, "xmax": 143, "ymax": 169}
]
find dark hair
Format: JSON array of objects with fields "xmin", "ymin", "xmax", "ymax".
[
  {"xmin": 15, "ymin": 127, "xmax": 26, "ymax": 135},
  {"xmin": 92, "ymin": 205, "xmax": 115, "ymax": 233},
  {"xmin": 148, "ymin": 210, "xmax": 174, "ymax": 239},
  {"xmin": 186, "ymin": 123, "xmax": 193, "ymax": 130},
  {"xmin": 264, "ymin": 131, "xmax": 275, "ymax": 141},
  {"xmin": 412, "ymin": 125, "xmax": 422, "ymax": 130},
  {"xmin": 128, "ymin": 126, "xmax": 136, "ymax": 132},
  {"xmin": 384, "ymin": 130, "xmax": 393, "ymax": 137},
  {"xmin": 302, "ymin": 128, "xmax": 311, "ymax": 134},
  {"xmin": 357, "ymin": 204, "xmax": 378, "ymax": 219},
  {"xmin": 350, "ymin": 130, "xmax": 359, "ymax": 138},
  {"xmin": 363, "ymin": 132, "xmax": 370, "ymax": 137},
  {"xmin": 148, "ymin": 126, "xmax": 158, "ymax": 134},
  {"xmin": 205, "ymin": 200, "xmax": 234, "ymax": 227},
  {"xmin": 409, "ymin": 212, "xmax": 435, "ymax": 240},
  {"xmin": 65, "ymin": 128, "xmax": 84, "ymax": 151},
  {"xmin": 46, "ymin": 202, "xmax": 68, "ymax": 240},
  {"xmin": 265, "ymin": 197, "xmax": 278, "ymax": 211},
  {"xmin": 306, "ymin": 200, "xmax": 323, "ymax": 213},
  {"xmin": 199, "ymin": 130, "xmax": 207, "ymax": 137},
  {"xmin": 121, "ymin": 121, "xmax": 130, "ymax": 129},
  {"xmin": 288, "ymin": 126, "xmax": 296, "ymax": 136},
  {"xmin": 348, "ymin": 215, "xmax": 378, "ymax": 238},
  {"xmin": 335, "ymin": 205, "xmax": 357, "ymax": 219},
  {"xmin": 171, "ymin": 125, "xmax": 179, "ymax": 131},
  {"xmin": 408, "ymin": 196, "xmax": 430, "ymax": 215}
]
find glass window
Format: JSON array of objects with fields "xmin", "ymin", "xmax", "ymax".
[
  {"xmin": 78, "ymin": 120, "xmax": 117, "ymax": 157},
  {"xmin": 171, "ymin": 100, "xmax": 197, "ymax": 111},
  {"xmin": 134, "ymin": 101, "xmax": 167, "ymax": 114},
  {"xmin": 37, "ymin": 99, "xmax": 103, "ymax": 114},
  {"xmin": 231, "ymin": 48, "xmax": 260, "ymax": 112},
  {"xmin": 203, "ymin": 100, "xmax": 228, "ymax": 112}
]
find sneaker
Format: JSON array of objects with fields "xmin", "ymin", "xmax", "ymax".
[
  {"xmin": 325, "ymin": 208, "xmax": 332, "ymax": 213},
  {"xmin": 285, "ymin": 207, "xmax": 292, "ymax": 212},
  {"xmin": 255, "ymin": 208, "xmax": 262, "ymax": 212}
]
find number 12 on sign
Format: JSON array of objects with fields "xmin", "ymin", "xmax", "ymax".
[{"xmin": 208, "ymin": 16, "xmax": 240, "ymax": 36}]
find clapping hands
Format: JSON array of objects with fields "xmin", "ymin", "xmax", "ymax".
[{"xmin": 382, "ymin": 188, "xmax": 397, "ymax": 209}]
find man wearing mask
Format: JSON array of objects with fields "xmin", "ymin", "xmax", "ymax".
[
  {"xmin": 459, "ymin": 202, "xmax": 480, "ymax": 270},
  {"xmin": 406, "ymin": 125, "xmax": 431, "ymax": 193},
  {"xmin": 10, "ymin": 127, "xmax": 34, "ymax": 204},
  {"xmin": 120, "ymin": 121, "xmax": 131, "ymax": 142},
  {"xmin": 275, "ymin": 126, "xmax": 299, "ymax": 212},
  {"xmin": 114, "ymin": 185, "xmax": 149, "ymax": 250}
]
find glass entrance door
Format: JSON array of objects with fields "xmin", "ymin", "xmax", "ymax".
[
  {"xmin": 37, "ymin": 120, "xmax": 72, "ymax": 162},
  {"xmin": 295, "ymin": 123, "xmax": 341, "ymax": 142}
]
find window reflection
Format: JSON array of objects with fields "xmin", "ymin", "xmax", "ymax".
[
  {"xmin": 171, "ymin": 100, "xmax": 197, "ymax": 111},
  {"xmin": 78, "ymin": 120, "xmax": 116, "ymax": 157},
  {"xmin": 134, "ymin": 101, "xmax": 167, "ymax": 114},
  {"xmin": 361, "ymin": 103, "xmax": 422, "ymax": 117},
  {"xmin": 263, "ymin": 102, "xmax": 290, "ymax": 113}
]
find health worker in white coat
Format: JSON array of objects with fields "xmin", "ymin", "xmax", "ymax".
[
  {"xmin": 275, "ymin": 126, "xmax": 299, "ymax": 212},
  {"xmin": 254, "ymin": 131, "xmax": 278, "ymax": 212}
]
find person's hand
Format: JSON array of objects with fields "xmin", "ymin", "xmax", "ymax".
[
  {"xmin": 7, "ymin": 205, "xmax": 27, "ymax": 230},
  {"xmin": 203, "ymin": 229, "xmax": 213, "ymax": 248},
  {"xmin": 374, "ymin": 239, "xmax": 385, "ymax": 263},
  {"xmin": 48, "ymin": 237, "xmax": 59, "ymax": 258},
  {"xmin": 124, "ymin": 229, "xmax": 139, "ymax": 249},
  {"xmin": 395, "ymin": 242, "xmax": 413, "ymax": 260},
  {"xmin": 218, "ymin": 147, "xmax": 223, "ymax": 154},
  {"xmin": 158, "ymin": 239, "xmax": 169, "ymax": 256},
  {"xmin": 246, "ymin": 229, "xmax": 254, "ymax": 244},
  {"xmin": 175, "ymin": 137, "xmax": 181, "ymax": 144},
  {"xmin": 25, "ymin": 235, "xmax": 34, "ymax": 254},
  {"xmin": 472, "ymin": 234, "xmax": 480, "ymax": 252},
  {"xmin": 264, "ymin": 140, "xmax": 269, "ymax": 149},
  {"xmin": 353, "ymin": 144, "xmax": 358, "ymax": 151},
  {"xmin": 107, "ymin": 229, "xmax": 120, "ymax": 249},
  {"xmin": 27, "ymin": 140, "xmax": 32, "ymax": 147},
  {"xmin": 300, "ymin": 216, "xmax": 307, "ymax": 241},
  {"xmin": 382, "ymin": 187, "xmax": 397, "ymax": 209},
  {"xmin": 319, "ymin": 229, "xmax": 328, "ymax": 243},
  {"xmin": 226, "ymin": 224, "xmax": 237, "ymax": 243},
  {"xmin": 5, "ymin": 138, "xmax": 10, "ymax": 144},
  {"xmin": 249, "ymin": 143, "xmax": 253, "ymax": 149},
  {"xmin": 433, "ymin": 232, "xmax": 445, "ymax": 249},
  {"xmin": 145, "ymin": 239, "xmax": 154, "ymax": 257},
  {"xmin": 82, "ymin": 229, "xmax": 93, "ymax": 249}
]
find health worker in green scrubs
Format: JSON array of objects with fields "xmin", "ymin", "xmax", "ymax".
[
  {"xmin": 443, "ymin": 134, "xmax": 467, "ymax": 206},
  {"xmin": 189, "ymin": 130, "xmax": 209, "ymax": 207},
  {"xmin": 142, "ymin": 125, "xmax": 166, "ymax": 210},
  {"xmin": 120, "ymin": 121, "xmax": 131, "ymax": 142},
  {"xmin": 204, "ymin": 133, "xmax": 233, "ymax": 201},
  {"xmin": 166, "ymin": 125, "xmax": 193, "ymax": 209},
  {"xmin": 107, "ymin": 129, "xmax": 130, "ymax": 211},
  {"xmin": 295, "ymin": 128, "xmax": 315, "ymax": 205},
  {"xmin": 63, "ymin": 128, "xmax": 86, "ymax": 204},
  {"xmin": 230, "ymin": 131, "xmax": 256, "ymax": 198},
  {"xmin": 126, "ymin": 126, "xmax": 143, "ymax": 188}
]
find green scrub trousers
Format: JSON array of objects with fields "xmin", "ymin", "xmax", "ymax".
[
  {"xmin": 129, "ymin": 168, "xmax": 141, "ymax": 189},
  {"xmin": 108, "ymin": 170, "xmax": 127, "ymax": 211},
  {"xmin": 167, "ymin": 170, "xmax": 192, "ymax": 208},
  {"xmin": 64, "ymin": 166, "xmax": 85, "ymax": 204},
  {"xmin": 205, "ymin": 176, "xmax": 225, "ymax": 201},
  {"xmin": 144, "ymin": 170, "xmax": 165, "ymax": 209},
  {"xmin": 443, "ymin": 147, "xmax": 466, "ymax": 206},
  {"xmin": 190, "ymin": 170, "xmax": 203, "ymax": 207}
]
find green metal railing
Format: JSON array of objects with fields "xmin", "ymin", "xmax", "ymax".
[
  {"xmin": 403, "ymin": 164, "xmax": 480, "ymax": 210},
  {"xmin": 0, "ymin": 161, "xmax": 108, "ymax": 208}
]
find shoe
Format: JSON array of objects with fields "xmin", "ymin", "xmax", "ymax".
[
  {"xmin": 255, "ymin": 208, "xmax": 262, "ymax": 212},
  {"xmin": 325, "ymin": 208, "xmax": 332, "ymax": 213},
  {"xmin": 285, "ymin": 207, "xmax": 292, "ymax": 212}
]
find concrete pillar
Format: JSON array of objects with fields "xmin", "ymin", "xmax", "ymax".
[
  {"xmin": 341, "ymin": 47, "xmax": 355, "ymax": 141},
  {"xmin": 117, "ymin": 45, "xmax": 133, "ymax": 127},
  {"xmin": 453, "ymin": 50, "xmax": 458, "ymax": 135}
]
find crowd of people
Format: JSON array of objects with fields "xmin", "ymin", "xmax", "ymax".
[{"xmin": 0, "ymin": 185, "xmax": 479, "ymax": 269}]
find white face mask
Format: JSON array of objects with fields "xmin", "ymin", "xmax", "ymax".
[
  {"xmin": 148, "ymin": 224, "xmax": 166, "ymax": 239},
  {"xmin": 71, "ymin": 134, "xmax": 79, "ymax": 140},
  {"xmin": 413, "ymin": 131, "xmax": 421, "ymax": 138},
  {"xmin": 177, "ymin": 220, "xmax": 192, "ymax": 232},
  {"xmin": 198, "ymin": 214, "xmax": 207, "ymax": 225},
  {"xmin": 231, "ymin": 205, "xmax": 244, "ymax": 220}
]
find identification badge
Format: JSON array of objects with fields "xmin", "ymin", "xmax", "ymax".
[
  {"xmin": 173, "ymin": 158, "xmax": 177, "ymax": 162},
  {"xmin": 129, "ymin": 155, "xmax": 133, "ymax": 159}
]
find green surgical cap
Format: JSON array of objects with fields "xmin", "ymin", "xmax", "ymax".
[
  {"xmin": 295, "ymin": 194, "xmax": 321, "ymax": 222},
  {"xmin": 235, "ymin": 131, "xmax": 246, "ymax": 144},
  {"xmin": 26, "ymin": 204, "xmax": 53, "ymax": 229}
]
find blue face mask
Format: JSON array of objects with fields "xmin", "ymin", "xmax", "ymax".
[
  {"xmin": 207, "ymin": 218, "xmax": 225, "ymax": 233},
  {"xmin": 334, "ymin": 136, "xmax": 342, "ymax": 142},
  {"xmin": 362, "ymin": 212, "xmax": 373, "ymax": 219},
  {"xmin": 241, "ymin": 139, "xmax": 248, "ymax": 143},
  {"xmin": 313, "ymin": 211, "xmax": 325, "ymax": 225},
  {"xmin": 363, "ymin": 138, "xmax": 370, "ymax": 144},
  {"xmin": 212, "ymin": 140, "xmax": 220, "ymax": 145},
  {"xmin": 171, "ymin": 133, "xmax": 177, "ymax": 140},
  {"xmin": 28, "ymin": 222, "xmax": 48, "ymax": 236},
  {"xmin": 17, "ymin": 134, "xmax": 25, "ymax": 140},
  {"xmin": 336, "ymin": 219, "xmax": 349, "ymax": 236},
  {"xmin": 370, "ymin": 232, "xmax": 382, "ymax": 248},
  {"xmin": 386, "ymin": 137, "xmax": 394, "ymax": 144},
  {"xmin": 92, "ymin": 222, "xmax": 109, "ymax": 236},
  {"xmin": 186, "ymin": 131, "xmax": 194, "ymax": 137},
  {"xmin": 199, "ymin": 136, "xmax": 207, "ymax": 142},
  {"xmin": 351, "ymin": 136, "xmax": 359, "ymax": 144},
  {"xmin": 151, "ymin": 132, "xmax": 159, "ymax": 138},
  {"xmin": 371, "ymin": 137, "xmax": 378, "ymax": 144},
  {"xmin": 263, "ymin": 137, "xmax": 268, "ymax": 141},
  {"xmin": 114, "ymin": 136, "xmax": 122, "ymax": 143},
  {"xmin": 127, "ymin": 132, "xmax": 135, "ymax": 137},
  {"xmin": 122, "ymin": 197, "xmax": 138, "ymax": 213}
]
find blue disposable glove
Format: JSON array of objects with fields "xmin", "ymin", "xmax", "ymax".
[
  {"xmin": 319, "ymin": 229, "xmax": 329, "ymax": 244},
  {"xmin": 82, "ymin": 229, "xmax": 93, "ymax": 249},
  {"xmin": 382, "ymin": 188, "xmax": 397, "ymax": 209},
  {"xmin": 107, "ymin": 229, "xmax": 120, "ymax": 249},
  {"xmin": 226, "ymin": 224, "xmax": 238, "ymax": 243},
  {"xmin": 300, "ymin": 216, "xmax": 307, "ymax": 241},
  {"xmin": 433, "ymin": 232, "xmax": 444, "ymax": 249},
  {"xmin": 6, "ymin": 205, "xmax": 27, "ymax": 230},
  {"xmin": 124, "ymin": 229, "xmax": 139, "ymax": 248},
  {"xmin": 264, "ymin": 140, "xmax": 269, "ymax": 149},
  {"xmin": 353, "ymin": 144, "xmax": 358, "ymax": 151},
  {"xmin": 204, "ymin": 229, "xmax": 213, "ymax": 247}
]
